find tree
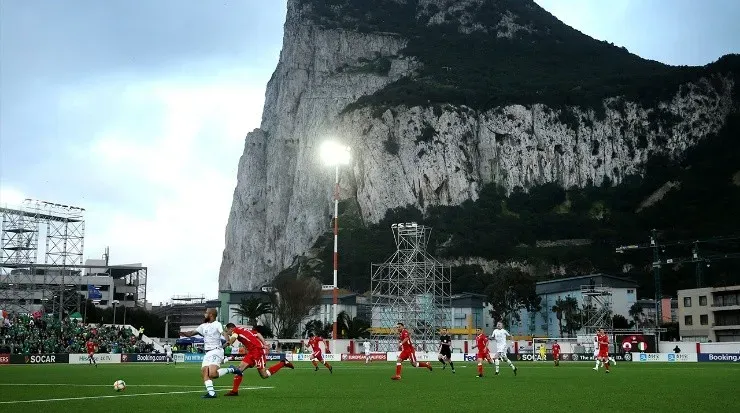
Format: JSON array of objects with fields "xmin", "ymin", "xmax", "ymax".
[
  {"xmin": 232, "ymin": 297, "xmax": 273, "ymax": 325},
  {"xmin": 270, "ymin": 275, "xmax": 322, "ymax": 338},
  {"xmin": 613, "ymin": 314, "xmax": 630, "ymax": 329},
  {"xmin": 558, "ymin": 297, "xmax": 582, "ymax": 336},
  {"xmin": 628, "ymin": 303, "xmax": 644, "ymax": 329},
  {"xmin": 336, "ymin": 311, "xmax": 370, "ymax": 339},
  {"xmin": 484, "ymin": 268, "xmax": 541, "ymax": 325},
  {"xmin": 551, "ymin": 301, "xmax": 565, "ymax": 337},
  {"xmin": 302, "ymin": 320, "xmax": 331, "ymax": 338}
]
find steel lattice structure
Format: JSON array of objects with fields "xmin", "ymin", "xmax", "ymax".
[
  {"xmin": 370, "ymin": 223, "xmax": 451, "ymax": 352},
  {"xmin": 1, "ymin": 200, "xmax": 85, "ymax": 317},
  {"xmin": 581, "ymin": 284, "xmax": 614, "ymax": 334}
]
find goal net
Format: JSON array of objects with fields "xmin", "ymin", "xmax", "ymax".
[{"xmin": 530, "ymin": 337, "xmax": 580, "ymax": 361}]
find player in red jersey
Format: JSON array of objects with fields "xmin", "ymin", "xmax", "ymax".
[
  {"xmin": 391, "ymin": 322, "xmax": 432, "ymax": 380},
  {"xmin": 223, "ymin": 322, "xmax": 295, "ymax": 396},
  {"xmin": 306, "ymin": 333, "xmax": 333, "ymax": 373},
  {"xmin": 552, "ymin": 340, "xmax": 561, "ymax": 367},
  {"xmin": 471, "ymin": 328, "xmax": 492, "ymax": 377},
  {"xmin": 86, "ymin": 339, "xmax": 98, "ymax": 367},
  {"xmin": 595, "ymin": 328, "xmax": 611, "ymax": 373}
]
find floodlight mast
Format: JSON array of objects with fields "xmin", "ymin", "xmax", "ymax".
[{"xmin": 320, "ymin": 141, "xmax": 350, "ymax": 340}]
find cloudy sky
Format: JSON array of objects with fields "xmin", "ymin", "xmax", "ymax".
[{"xmin": 1, "ymin": 0, "xmax": 738, "ymax": 305}]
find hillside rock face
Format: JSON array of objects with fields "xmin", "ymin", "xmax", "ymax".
[{"xmin": 219, "ymin": 0, "xmax": 737, "ymax": 291}]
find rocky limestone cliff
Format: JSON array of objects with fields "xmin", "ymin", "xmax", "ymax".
[{"xmin": 219, "ymin": 0, "xmax": 738, "ymax": 291}]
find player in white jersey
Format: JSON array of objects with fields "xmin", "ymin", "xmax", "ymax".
[
  {"xmin": 489, "ymin": 322, "xmax": 518, "ymax": 376},
  {"xmin": 180, "ymin": 308, "xmax": 239, "ymax": 398},
  {"xmin": 592, "ymin": 336, "xmax": 603, "ymax": 369},
  {"xmin": 362, "ymin": 340, "xmax": 372, "ymax": 364},
  {"xmin": 163, "ymin": 342, "xmax": 174, "ymax": 365}
]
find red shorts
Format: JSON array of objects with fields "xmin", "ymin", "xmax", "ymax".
[
  {"xmin": 88, "ymin": 352, "xmax": 94, "ymax": 358},
  {"xmin": 476, "ymin": 352, "xmax": 489, "ymax": 360},
  {"xmin": 598, "ymin": 349, "xmax": 608, "ymax": 359},
  {"xmin": 311, "ymin": 350, "xmax": 324, "ymax": 362},
  {"xmin": 243, "ymin": 350, "xmax": 266, "ymax": 369},
  {"xmin": 398, "ymin": 348, "xmax": 417, "ymax": 363},
  {"xmin": 553, "ymin": 353, "xmax": 560, "ymax": 360}
]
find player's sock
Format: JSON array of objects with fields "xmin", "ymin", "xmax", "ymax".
[
  {"xmin": 605, "ymin": 362, "xmax": 610, "ymax": 371},
  {"xmin": 395, "ymin": 363, "xmax": 402, "ymax": 376},
  {"xmin": 268, "ymin": 361, "xmax": 285, "ymax": 375},
  {"xmin": 594, "ymin": 359, "xmax": 600, "ymax": 369},
  {"xmin": 324, "ymin": 362, "xmax": 332, "ymax": 369},
  {"xmin": 477, "ymin": 363, "xmax": 483, "ymax": 375},
  {"xmin": 204, "ymin": 379, "xmax": 215, "ymax": 396},
  {"xmin": 449, "ymin": 362, "xmax": 454, "ymax": 369},
  {"xmin": 494, "ymin": 359, "xmax": 500, "ymax": 373},
  {"xmin": 418, "ymin": 362, "xmax": 430, "ymax": 368},
  {"xmin": 231, "ymin": 375, "xmax": 243, "ymax": 392},
  {"xmin": 439, "ymin": 358, "xmax": 446, "ymax": 366}
]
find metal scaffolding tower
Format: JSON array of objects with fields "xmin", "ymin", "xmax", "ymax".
[
  {"xmin": 581, "ymin": 284, "xmax": 613, "ymax": 334},
  {"xmin": 0, "ymin": 199, "xmax": 85, "ymax": 318},
  {"xmin": 370, "ymin": 223, "xmax": 451, "ymax": 352}
]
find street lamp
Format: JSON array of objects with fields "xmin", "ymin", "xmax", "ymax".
[
  {"xmin": 112, "ymin": 300, "xmax": 120, "ymax": 326},
  {"xmin": 320, "ymin": 140, "xmax": 351, "ymax": 340}
]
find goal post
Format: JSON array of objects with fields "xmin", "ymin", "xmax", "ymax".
[{"xmin": 531, "ymin": 337, "xmax": 580, "ymax": 361}]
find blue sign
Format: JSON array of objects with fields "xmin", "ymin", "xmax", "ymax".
[
  {"xmin": 698, "ymin": 353, "xmax": 740, "ymax": 362},
  {"xmin": 184, "ymin": 353, "xmax": 204, "ymax": 363},
  {"xmin": 639, "ymin": 353, "xmax": 647, "ymax": 361},
  {"xmin": 87, "ymin": 285, "xmax": 102, "ymax": 300}
]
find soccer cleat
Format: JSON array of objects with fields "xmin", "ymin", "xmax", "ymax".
[
  {"xmin": 427, "ymin": 364, "xmax": 433, "ymax": 372},
  {"xmin": 495, "ymin": 372, "xmax": 499, "ymax": 376},
  {"xmin": 592, "ymin": 367, "xmax": 598, "ymax": 371},
  {"xmin": 201, "ymin": 393, "xmax": 217, "ymax": 399},
  {"xmin": 452, "ymin": 369, "xmax": 456, "ymax": 374},
  {"xmin": 285, "ymin": 361, "xmax": 295, "ymax": 370},
  {"xmin": 315, "ymin": 366, "xmax": 319, "ymax": 371},
  {"xmin": 476, "ymin": 374, "xmax": 483, "ymax": 378},
  {"xmin": 605, "ymin": 370, "xmax": 610, "ymax": 374},
  {"xmin": 228, "ymin": 365, "xmax": 240, "ymax": 374},
  {"xmin": 391, "ymin": 375, "xmax": 401, "ymax": 380},
  {"xmin": 233, "ymin": 366, "xmax": 243, "ymax": 376},
  {"xmin": 224, "ymin": 391, "xmax": 239, "ymax": 396}
]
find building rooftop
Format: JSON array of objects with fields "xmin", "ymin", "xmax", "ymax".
[{"xmin": 536, "ymin": 273, "xmax": 638, "ymax": 295}]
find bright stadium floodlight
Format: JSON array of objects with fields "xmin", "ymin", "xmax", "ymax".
[
  {"xmin": 320, "ymin": 141, "xmax": 351, "ymax": 166},
  {"xmin": 319, "ymin": 140, "xmax": 351, "ymax": 342}
]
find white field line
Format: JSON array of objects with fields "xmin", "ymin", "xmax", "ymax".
[
  {"xmin": 0, "ymin": 383, "xmax": 233, "ymax": 388},
  {"xmin": 0, "ymin": 386, "xmax": 273, "ymax": 405}
]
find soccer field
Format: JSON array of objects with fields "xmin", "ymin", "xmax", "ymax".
[{"xmin": 0, "ymin": 361, "xmax": 738, "ymax": 413}]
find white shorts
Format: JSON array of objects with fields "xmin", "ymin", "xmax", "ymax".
[
  {"xmin": 593, "ymin": 350, "xmax": 599, "ymax": 357},
  {"xmin": 493, "ymin": 349, "xmax": 507, "ymax": 359},
  {"xmin": 166, "ymin": 352, "xmax": 173, "ymax": 358},
  {"xmin": 364, "ymin": 350, "xmax": 371, "ymax": 356},
  {"xmin": 202, "ymin": 348, "xmax": 224, "ymax": 368}
]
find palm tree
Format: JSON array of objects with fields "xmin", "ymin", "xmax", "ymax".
[
  {"xmin": 336, "ymin": 311, "xmax": 370, "ymax": 339},
  {"xmin": 629, "ymin": 303, "xmax": 644, "ymax": 329},
  {"xmin": 232, "ymin": 297, "xmax": 273, "ymax": 325},
  {"xmin": 551, "ymin": 300, "xmax": 564, "ymax": 337}
]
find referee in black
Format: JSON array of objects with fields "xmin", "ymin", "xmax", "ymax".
[{"xmin": 438, "ymin": 328, "xmax": 455, "ymax": 373}]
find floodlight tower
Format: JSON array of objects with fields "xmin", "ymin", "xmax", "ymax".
[{"xmin": 320, "ymin": 140, "xmax": 351, "ymax": 340}]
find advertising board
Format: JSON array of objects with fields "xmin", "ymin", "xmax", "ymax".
[{"xmin": 69, "ymin": 353, "xmax": 121, "ymax": 364}]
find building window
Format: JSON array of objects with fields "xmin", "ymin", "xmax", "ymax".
[
  {"xmin": 685, "ymin": 315, "xmax": 693, "ymax": 326},
  {"xmin": 683, "ymin": 297, "xmax": 692, "ymax": 307},
  {"xmin": 627, "ymin": 289, "xmax": 634, "ymax": 294},
  {"xmin": 699, "ymin": 296, "xmax": 707, "ymax": 306},
  {"xmin": 700, "ymin": 315, "xmax": 708, "ymax": 325}
]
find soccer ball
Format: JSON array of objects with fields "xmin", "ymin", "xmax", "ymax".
[{"xmin": 113, "ymin": 380, "xmax": 126, "ymax": 392}]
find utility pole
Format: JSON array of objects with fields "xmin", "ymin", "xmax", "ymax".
[
  {"xmin": 650, "ymin": 229, "xmax": 662, "ymax": 335},
  {"xmin": 693, "ymin": 241, "xmax": 702, "ymax": 288}
]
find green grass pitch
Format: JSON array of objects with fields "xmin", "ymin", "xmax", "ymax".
[{"xmin": 0, "ymin": 361, "xmax": 738, "ymax": 412}]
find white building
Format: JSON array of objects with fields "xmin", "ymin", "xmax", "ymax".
[
  {"xmin": 678, "ymin": 285, "xmax": 740, "ymax": 342},
  {"xmin": 512, "ymin": 274, "xmax": 638, "ymax": 337}
]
